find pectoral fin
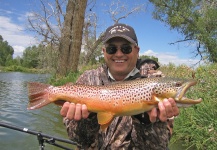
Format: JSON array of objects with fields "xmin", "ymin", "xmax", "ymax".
[
  {"xmin": 97, "ymin": 112, "xmax": 114, "ymax": 131},
  {"xmin": 151, "ymin": 94, "xmax": 164, "ymax": 103}
]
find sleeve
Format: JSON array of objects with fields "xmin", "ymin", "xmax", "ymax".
[
  {"xmin": 64, "ymin": 114, "xmax": 99, "ymax": 147},
  {"xmin": 63, "ymin": 69, "xmax": 102, "ymax": 148}
]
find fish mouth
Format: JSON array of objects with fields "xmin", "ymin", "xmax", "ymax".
[{"xmin": 175, "ymin": 80, "xmax": 202, "ymax": 104}]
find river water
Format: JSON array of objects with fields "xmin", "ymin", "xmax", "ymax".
[{"xmin": 0, "ymin": 72, "xmax": 75, "ymax": 150}]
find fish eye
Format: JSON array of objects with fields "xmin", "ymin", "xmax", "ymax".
[{"xmin": 175, "ymin": 81, "xmax": 182, "ymax": 87}]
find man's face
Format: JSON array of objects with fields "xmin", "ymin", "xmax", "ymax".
[{"xmin": 102, "ymin": 37, "xmax": 139, "ymax": 80}]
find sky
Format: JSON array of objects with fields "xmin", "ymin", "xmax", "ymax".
[{"xmin": 0, "ymin": 0, "xmax": 201, "ymax": 67}]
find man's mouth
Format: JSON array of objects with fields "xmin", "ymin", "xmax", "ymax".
[{"xmin": 114, "ymin": 60, "xmax": 125, "ymax": 63}]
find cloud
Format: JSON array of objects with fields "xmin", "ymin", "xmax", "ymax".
[
  {"xmin": 0, "ymin": 9, "xmax": 13, "ymax": 15},
  {"xmin": 0, "ymin": 15, "xmax": 38, "ymax": 57},
  {"xmin": 12, "ymin": 45, "xmax": 25, "ymax": 58},
  {"xmin": 141, "ymin": 49, "xmax": 199, "ymax": 67}
]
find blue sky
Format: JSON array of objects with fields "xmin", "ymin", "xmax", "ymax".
[{"xmin": 0, "ymin": 0, "xmax": 200, "ymax": 66}]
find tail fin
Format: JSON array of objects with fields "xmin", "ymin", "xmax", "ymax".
[{"xmin": 27, "ymin": 82, "xmax": 52, "ymax": 110}]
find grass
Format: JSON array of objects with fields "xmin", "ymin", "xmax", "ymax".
[{"xmin": 0, "ymin": 65, "xmax": 49, "ymax": 74}]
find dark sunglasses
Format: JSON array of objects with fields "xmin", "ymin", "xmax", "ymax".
[{"xmin": 106, "ymin": 44, "xmax": 133, "ymax": 54}]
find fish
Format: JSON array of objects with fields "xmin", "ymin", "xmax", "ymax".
[{"xmin": 27, "ymin": 77, "xmax": 202, "ymax": 130}]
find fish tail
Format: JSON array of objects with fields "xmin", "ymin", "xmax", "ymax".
[{"xmin": 27, "ymin": 82, "xmax": 52, "ymax": 110}]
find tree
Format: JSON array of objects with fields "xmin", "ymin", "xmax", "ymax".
[
  {"xmin": 22, "ymin": 46, "xmax": 39, "ymax": 68},
  {"xmin": 28, "ymin": 0, "xmax": 87, "ymax": 76},
  {"xmin": 57, "ymin": 0, "xmax": 87, "ymax": 76},
  {"xmin": 149, "ymin": 0, "xmax": 217, "ymax": 63},
  {"xmin": 139, "ymin": 55, "xmax": 158, "ymax": 62},
  {"xmin": 0, "ymin": 35, "xmax": 14, "ymax": 66}
]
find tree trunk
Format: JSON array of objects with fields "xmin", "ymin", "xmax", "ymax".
[{"xmin": 57, "ymin": 0, "xmax": 87, "ymax": 76}]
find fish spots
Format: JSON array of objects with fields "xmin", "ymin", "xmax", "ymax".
[{"xmin": 113, "ymin": 101, "xmax": 119, "ymax": 107}]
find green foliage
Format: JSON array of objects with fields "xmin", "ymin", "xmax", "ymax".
[
  {"xmin": 160, "ymin": 63, "xmax": 217, "ymax": 149},
  {"xmin": 139, "ymin": 55, "xmax": 158, "ymax": 62},
  {"xmin": 22, "ymin": 45, "xmax": 39, "ymax": 68},
  {"xmin": 150, "ymin": 0, "xmax": 217, "ymax": 62},
  {"xmin": 0, "ymin": 35, "xmax": 14, "ymax": 66},
  {"xmin": 49, "ymin": 71, "xmax": 82, "ymax": 86},
  {"xmin": 3, "ymin": 65, "xmax": 36, "ymax": 73}
]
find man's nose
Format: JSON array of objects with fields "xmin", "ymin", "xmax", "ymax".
[{"xmin": 115, "ymin": 47, "xmax": 124, "ymax": 56}]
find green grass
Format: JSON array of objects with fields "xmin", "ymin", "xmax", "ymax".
[{"xmin": 0, "ymin": 65, "xmax": 49, "ymax": 74}]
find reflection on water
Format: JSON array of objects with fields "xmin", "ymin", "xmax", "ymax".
[{"xmin": 0, "ymin": 72, "xmax": 74, "ymax": 150}]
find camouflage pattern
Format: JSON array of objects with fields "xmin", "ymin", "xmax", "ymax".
[{"xmin": 64, "ymin": 61, "xmax": 171, "ymax": 150}]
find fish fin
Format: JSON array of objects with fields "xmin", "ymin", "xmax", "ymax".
[
  {"xmin": 151, "ymin": 94, "xmax": 163, "ymax": 104},
  {"xmin": 146, "ymin": 100, "xmax": 159, "ymax": 105},
  {"xmin": 100, "ymin": 119, "xmax": 113, "ymax": 132},
  {"xmin": 97, "ymin": 112, "xmax": 114, "ymax": 131},
  {"xmin": 53, "ymin": 100, "xmax": 67, "ymax": 106},
  {"xmin": 27, "ymin": 82, "xmax": 52, "ymax": 110}
]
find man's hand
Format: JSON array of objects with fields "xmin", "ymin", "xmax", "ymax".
[
  {"xmin": 60, "ymin": 102, "xmax": 90, "ymax": 120},
  {"xmin": 148, "ymin": 98, "xmax": 179, "ymax": 122}
]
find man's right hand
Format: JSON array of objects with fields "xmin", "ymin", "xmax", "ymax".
[{"xmin": 60, "ymin": 102, "xmax": 90, "ymax": 120}]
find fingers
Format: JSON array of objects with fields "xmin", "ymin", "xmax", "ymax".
[
  {"xmin": 148, "ymin": 98, "xmax": 180, "ymax": 123},
  {"xmin": 81, "ymin": 104, "xmax": 89, "ymax": 119},
  {"xmin": 67, "ymin": 103, "xmax": 76, "ymax": 120},
  {"xmin": 60, "ymin": 102, "xmax": 90, "ymax": 121},
  {"xmin": 60, "ymin": 102, "xmax": 70, "ymax": 117},
  {"xmin": 148, "ymin": 108, "xmax": 157, "ymax": 123},
  {"xmin": 168, "ymin": 98, "xmax": 179, "ymax": 116},
  {"xmin": 158, "ymin": 101, "xmax": 168, "ymax": 122},
  {"xmin": 158, "ymin": 98, "xmax": 179, "ymax": 122}
]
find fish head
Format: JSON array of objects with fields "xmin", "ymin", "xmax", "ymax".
[{"xmin": 152, "ymin": 78, "xmax": 202, "ymax": 107}]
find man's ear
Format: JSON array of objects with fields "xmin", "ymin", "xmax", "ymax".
[
  {"xmin": 102, "ymin": 47, "xmax": 106, "ymax": 53},
  {"xmin": 137, "ymin": 47, "xmax": 140, "ymax": 58}
]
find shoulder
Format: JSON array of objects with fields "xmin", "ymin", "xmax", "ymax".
[{"xmin": 76, "ymin": 65, "xmax": 108, "ymax": 85}]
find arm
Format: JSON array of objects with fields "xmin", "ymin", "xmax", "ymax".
[{"xmin": 60, "ymin": 69, "xmax": 102, "ymax": 147}]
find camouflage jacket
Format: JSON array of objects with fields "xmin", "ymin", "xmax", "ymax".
[{"xmin": 64, "ymin": 60, "xmax": 170, "ymax": 150}]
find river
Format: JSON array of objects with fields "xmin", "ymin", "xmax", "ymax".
[{"xmin": 0, "ymin": 72, "xmax": 75, "ymax": 150}]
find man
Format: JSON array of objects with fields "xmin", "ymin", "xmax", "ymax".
[{"xmin": 60, "ymin": 23, "xmax": 179, "ymax": 149}]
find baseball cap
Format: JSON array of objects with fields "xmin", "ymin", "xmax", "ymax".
[{"xmin": 103, "ymin": 23, "xmax": 138, "ymax": 45}]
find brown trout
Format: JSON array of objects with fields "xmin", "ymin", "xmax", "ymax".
[{"xmin": 27, "ymin": 77, "xmax": 202, "ymax": 130}]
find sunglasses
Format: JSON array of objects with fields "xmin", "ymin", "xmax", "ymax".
[{"xmin": 106, "ymin": 44, "xmax": 133, "ymax": 54}]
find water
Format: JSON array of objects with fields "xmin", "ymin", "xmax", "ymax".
[{"xmin": 0, "ymin": 72, "xmax": 75, "ymax": 150}]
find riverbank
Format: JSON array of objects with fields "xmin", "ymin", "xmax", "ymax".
[{"xmin": 0, "ymin": 65, "xmax": 51, "ymax": 74}]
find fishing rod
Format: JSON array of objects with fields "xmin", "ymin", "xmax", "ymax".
[{"xmin": 0, "ymin": 121, "xmax": 80, "ymax": 150}]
